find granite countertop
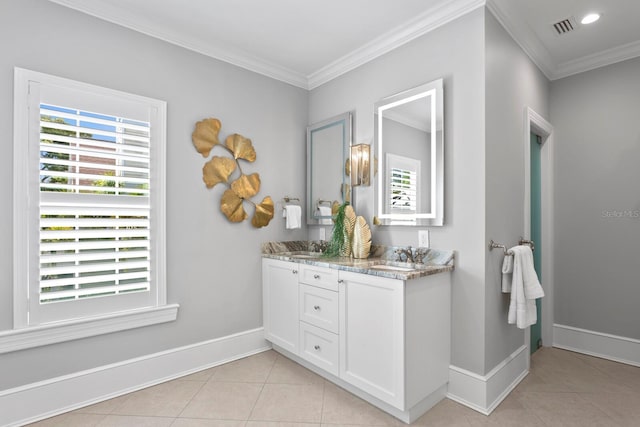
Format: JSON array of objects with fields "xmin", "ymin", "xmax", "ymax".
[{"xmin": 262, "ymin": 241, "xmax": 454, "ymax": 281}]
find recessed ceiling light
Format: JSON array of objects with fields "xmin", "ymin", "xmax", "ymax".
[{"xmin": 581, "ymin": 13, "xmax": 601, "ymax": 25}]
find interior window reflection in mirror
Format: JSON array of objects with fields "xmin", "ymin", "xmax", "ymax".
[
  {"xmin": 374, "ymin": 79, "xmax": 443, "ymax": 226},
  {"xmin": 306, "ymin": 112, "xmax": 353, "ymax": 225}
]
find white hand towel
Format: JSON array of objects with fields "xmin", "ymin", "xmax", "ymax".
[
  {"xmin": 283, "ymin": 205, "xmax": 301, "ymax": 229},
  {"xmin": 507, "ymin": 245, "xmax": 545, "ymax": 329},
  {"xmin": 317, "ymin": 205, "xmax": 332, "ymax": 225},
  {"xmin": 501, "ymin": 254, "xmax": 514, "ymax": 293}
]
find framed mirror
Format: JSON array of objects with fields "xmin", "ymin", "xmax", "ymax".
[
  {"xmin": 374, "ymin": 79, "xmax": 443, "ymax": 226},
  {"xmin": 306, "ymin": 112, "xmax": 353, "ymax": 225}
]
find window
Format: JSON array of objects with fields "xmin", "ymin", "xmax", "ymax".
[
  {"xmin": 7, "ymin": 68, "xmax": 177, "ymax": 352},
  {"xmin": 386, "ymin": 153, "xmax": 420, "ymax": 215}
]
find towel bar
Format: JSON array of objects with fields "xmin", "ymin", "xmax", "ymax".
[{"xmin": 489, "ymin": 238, "xmax": 535, "ymax": 255}]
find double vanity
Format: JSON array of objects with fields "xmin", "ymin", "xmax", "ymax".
[
  {"xmin": 272, "ymin": 76, "xmax": 451, "ymax": 423},
  {"xmin": 262, "ymin": 242, "xmax": 454, "ymax": 423}
]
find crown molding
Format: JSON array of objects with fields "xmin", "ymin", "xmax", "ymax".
[
  {"xmin": 50, "ymin": 0, "xmax": 640, "ymax": 88},
  {"xmin": 485, "ymin": 0, "xmax": 555, "ymax": 80},
  {"xmin": 553, "ymin": 38, "xmax": 640, "ymax": 80},
  {"xmin": 47, "ymin": 0, "xmax": 309, "ymax": 89},
  {"xmin": 49, "ymin": 0, "xmax": 486, "ymax": 91},
  {"xmin": 307, "ymin": 0, "xmax": 486, "ymax": 89},
  {"xmin": 486, "ymin": 0, "xmax": 640, "ymax": 81}
]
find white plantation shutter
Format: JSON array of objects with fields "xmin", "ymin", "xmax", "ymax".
[
  {"xmin": 389, "ymin": 167, "xmax": 417, "ymax": 212},
  {"xmin": 39, "ymin": 104, "xmax": 152, "ymax": 304},
  {"xmin": 13, "ymin": 68, "xmax": 168, "ymax": 329},
  {"xmin": 385, "ymin": 153, "xmax": 420, "ymax": 217}
]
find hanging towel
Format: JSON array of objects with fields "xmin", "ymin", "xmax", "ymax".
[
  {"xmin": 317, "ymin": 205, "xmax": 332, "ymax": 225},
  {"xmin": 501, "ymin": 254, "xmax": 514, "ymax": 293},
  {"xmin": 283, "ymin": 205, "xmax": 302, "ymax": 229},
  {"xmin": 507, "ymin": 245, "xmax": 545, "ymax": 329}
]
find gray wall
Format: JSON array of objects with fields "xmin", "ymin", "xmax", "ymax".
[
  {"xmin": 550, "ymin": 56, "xmax": 640, "ymax": 340},
  {"xmin": 309, "ymin": 9, "xmax": 488, "ymax": 374},
  {"xmin": 483, "ymin": 12, "xmax": 550, "ymax": 371},
  {"xmin": 0, "ymin": 0, "xmax": 307, "ymax": 390}
]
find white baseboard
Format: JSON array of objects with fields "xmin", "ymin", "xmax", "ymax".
[
  {"xmin": 0, "ymin": 327, "xmax": 270, "ymax": 427},
  {"xmin": 447, "ymin": 344, "xmax": 528, "ymax": 415},
  {"xmin": 553, "ymin": 324, "xmax": 640, "ymax": 367}
]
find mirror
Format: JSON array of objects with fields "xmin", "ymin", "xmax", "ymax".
[
  {"xmin": 374, "ymin": 79, "xmax": 443, "ymax": 226},
  {"xmin": 306, "ymin": 112, "xmax": 353, "ymax": 225}
]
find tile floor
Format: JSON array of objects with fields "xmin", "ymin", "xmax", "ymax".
[{"xmin": 28, "ymin": 347, "xmax": 640, "ymax": 426}]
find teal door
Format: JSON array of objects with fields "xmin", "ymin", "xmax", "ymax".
[{"xmin": 530, "ymin": 133, "xmax": 542, "ymax": 353}]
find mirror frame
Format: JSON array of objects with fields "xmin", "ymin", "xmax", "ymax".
[
  {"xmin": 373, "ymin": 79, "xmax": 444, "ymax": 226},
  {"xmin": 306, "ymin": 112, "xmax": 353, "ymax": 225}
]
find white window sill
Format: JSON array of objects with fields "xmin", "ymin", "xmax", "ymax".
[{"xmin": 0, "ymin": 304, "xmax": 179, "ymax": 354}]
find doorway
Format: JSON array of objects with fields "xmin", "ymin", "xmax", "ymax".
[
  {"xmin": 530, "ymin": 132, "xmax": 542, "ymax": 353},
  {"xmin": 523, "ymin": 107, "xmax": 554, "ymax": 364}
]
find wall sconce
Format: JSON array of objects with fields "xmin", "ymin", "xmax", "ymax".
[{"xmin": 350, "ymin": 143, "xmax": 371, "ymax": 186}]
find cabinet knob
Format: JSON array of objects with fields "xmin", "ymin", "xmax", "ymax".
[
  {"xmin": 337, "ymin": 279, "xmax": 344, "ymax": 284},
  {"xmin": 313, "ymin": 274, "xmax": 320, "ymax": 279},
  {"xmin": 313, "ymin": 305, "xmax": 321, "ymax": 311},
  {"xmin": 292, "ymin": 270, "xmax": 298, "ymax": 274},
  {"xmin": 314, "ymin": 345, "xmax": 320, "ymax": 351}
]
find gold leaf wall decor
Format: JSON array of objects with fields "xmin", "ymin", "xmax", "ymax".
[
  {"xmin": 192, "ymin": 117, "xmax": 274, "ymax": 227},
  {"xmin": 226, "ymin": 134, "xmax": 257, "ymax": 162},
  {"xmin": 231, "ymin": 173, "xmax": 261, "ymax": 199},
  {"xmin": 192, "ymin": 118, "xmax": 221, "ymax": 157},
  {"xmin": 203, "ymin": 156, "xmax": 236, "ymax": 188},
  {"xmin": 221, "ymin": 189, "xmax": 248, "ymax": 222},
  {"xmin": 252, "ymin": 196, "xmax": 275, "ymax": 228}
]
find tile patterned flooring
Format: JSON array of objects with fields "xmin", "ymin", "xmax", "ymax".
[{"xmin": 29, "ymin": 347, "xmax": 640, "ymax": 426}]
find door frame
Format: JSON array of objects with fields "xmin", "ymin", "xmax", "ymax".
[{"xmin": 523, "ymin": 107, "xmax": 554, "ymax": 365}]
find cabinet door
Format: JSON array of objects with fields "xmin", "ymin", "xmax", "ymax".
[
  {"xmin": 263, "ymin": 259, "xmax": 299, "ymax": 353},
  {"xmin": 339, "ymin": 271, "xmax": 405, "ymax": 409}
]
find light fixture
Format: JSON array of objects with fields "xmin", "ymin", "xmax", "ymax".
[
  {"xmin": 350, "ymin": 144, "xmax": 370, "ymax": 186},
  {"xmin": 581, "ymin": 13, "xmax": 600, "ymax": 25}
]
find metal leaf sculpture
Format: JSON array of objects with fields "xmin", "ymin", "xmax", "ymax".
[
  {"xmin": 203, "ymin": 156, "xmax": 236, "ymax": 189},
  {"xmin": 341, "ymin": 205, "xmax": 357, "ymax": 257},
  {"xmin": 231, "ymin": 173, "xmax": 260, "ymax": 199},
  {"xmin": 352, "ymin": 216, "xmax": 372, "ymax": 259},
  {"xmin": 192, "ymin": 118, "xmax": 274, "ymax": 227},
  {"xmin": 192, "ymin": 118, "xmax": 221, "ymax": 157},
  {"xmin": 225, "ymin": 134, "xmax": 256, "ymax": 162},
  {"xmin": 252, "ymin": 196, "xmax": 275, "ymax": 228},
  {"xmin": 221, "ymin": 189, "xmax": 248, "ymax": 223}
]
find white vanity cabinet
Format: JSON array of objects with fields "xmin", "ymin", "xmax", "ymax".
[
  {"xmin": 262, "ymin": 259, "xmax": 300, "ymax": 354},
  {"xmin": 262, "ymin": 257, "xmax": 451, "ymax": 423},
  {"xmin": 338, "ymin": 270, "xmax": 405, "ymax": 408},
  {"xmin": 339, "ymin": 270, "xmax": 451, "ymax": 413}
]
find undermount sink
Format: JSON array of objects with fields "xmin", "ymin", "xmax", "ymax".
[
  {"xmin": 290, "ymin": 253, "xmax": 322, "ymax": 259},
  {"xmin": 369, "ymin": 264, "xmax": 416, "ymax": 272}
]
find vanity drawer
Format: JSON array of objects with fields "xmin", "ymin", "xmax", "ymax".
[
  {"xmin": 299, "ymin": 321, "xmax": 339, "ymax": 376},
  {"xmin": 299, "ymin": 264, "xmax": 339, "ymax": 291},
  {"xmin": 299, "ymin": 283, "xmax": 339, "ymax": 334}
]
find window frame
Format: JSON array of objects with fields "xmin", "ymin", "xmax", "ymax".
[{"xmin": 5, "ymin": 68, "xmax": 177, "ymax": 354}]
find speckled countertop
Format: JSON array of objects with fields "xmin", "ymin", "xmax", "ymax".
[{"xmin": 262, "ymin": 241, "xmax": 454, "ymax": 281}]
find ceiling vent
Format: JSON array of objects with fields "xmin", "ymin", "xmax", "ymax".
[{"xmin": 552, "ymin": 16, "xmax": 578, "ymax": 35}]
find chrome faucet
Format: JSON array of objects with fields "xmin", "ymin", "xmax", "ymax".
[{"xmin": 394, "ymin": 246, "xmax": 414, "ymax": 263}]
